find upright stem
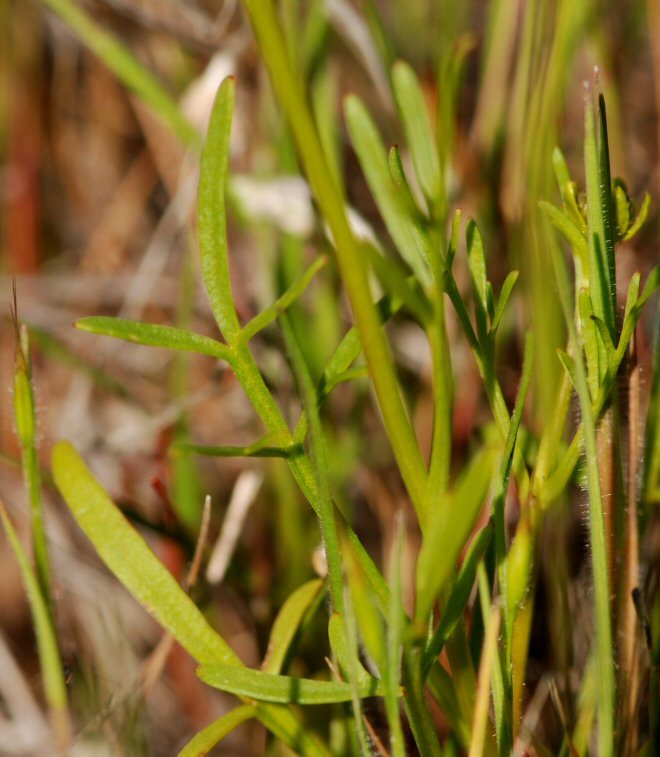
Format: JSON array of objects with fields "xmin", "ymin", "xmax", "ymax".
[{"xmin": 239, "ymin": 0, "xmax": 428, "ymax": 524}]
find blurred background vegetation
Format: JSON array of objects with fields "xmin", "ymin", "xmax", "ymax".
[{"xmin": 0, "ymin": 0, "xmax": 658, "ymax": 753}]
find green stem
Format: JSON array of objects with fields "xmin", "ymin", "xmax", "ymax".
[
  {"xmin": 281, "ymin": 317, "xmax": 344, "ymax": 614},
  {"xmin": 239, "ymin": 0, "xmax": 428, "ymax": 524},
  {"xmin": 552, "ymin": 244, "xmax": 615, "ymax": 756},
  {"xmin": 426, "ymin": 296, "xmax": 453, "ymax": 504}
]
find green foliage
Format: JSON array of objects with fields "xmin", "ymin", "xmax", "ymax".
[{"xmin": 5, "ymin": 2, "xmax": 655, "ymax": 754}]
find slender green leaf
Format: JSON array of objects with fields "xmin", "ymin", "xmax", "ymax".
[
  {"xmin": 584, "ymin": 92, "xmax": 616, "ymax": 339},
  {"xmin": 0, "ymin": 498, "xmax": 71, "ymax": 750},
  {"xmin": 466, "ymin": 220, "xmax": 488, "ymax": 320},
  {"xmin": 178, "ymin": 705, "xmax": 256, "ymax": 757},
  {"xmin": 385, "ymin": 516, "xmax": 406, "ymax": 757},
  {"xmin": 622, "ymin": 192, "xmax": 650, "ymax": 241},
  {"xmin": 197, "ymin": 664, "xmax": 384, "ymax": 704},
  {"xmin": 539, "ymin": 200, "xmax": 589, "ymax": 264},
  {"xmin": 175, "ymin": 433, "xmax": 301, "ymax": 460},
  {"xmin": 239, "ymin": 256, "xmax": 329, "ymax": 344},
  {"xmin": 345, "ymin": 94, "xmax": 432, "ymax": 286},
  {"xmin": 415, "ymin": 446, "xmax": 497, "ymax": 621},
  {"xmin": 490, "ymin": 271, "xmax": 519, "ymax": 334},
  {"xmin": 263, "ymin": 579, "xmax": 325, "ymax": 674},
  {"xmin": 198, "ymin": 78, "xmax": 242, "ymax": 343},
  {"xmin": 361, "ymin": 241, "xmax": 432, "ymax": 325},
  {"xmin": 392, "ymin": 60, "xmax": 442, "ymax": 213},
  {"xmin": 41, "ymin": 0, "xmax": 198, "ymax": 146},
  {"xmin": 423, "ymin": 521, "xmax": 494, "ymax": 673},
  {"xmin": 53, "ymin": 441, "xmax": 239, "ymax": 665},
  {"xmin": 52, "ymin": 442, "xmax": 330, "ymax": 756},
  {"xmin": 552, "ymin": 146, "xmax": 572, "ymax": 190},
  {"xmin": 76, "ymin": 317, "xmax": 233, "ymax": 362},
  {"xmin": 551, "ymin": 232, "xmax": 615, "ymax": 756}
]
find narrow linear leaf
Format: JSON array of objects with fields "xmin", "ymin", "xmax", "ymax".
[
  {"xmin": 175, "ymin": 433, "xmax": 301, "ymax": 460},
  {"xmin": 445, "ymin": 208, "xmax": 462, "ymax": 272},
  {"xmin": 345, "ymin": 94, "xmax": 432, "ymax": 286},
  {"xmin": 52, "ymin": 443, "xmax": 330, "ymax": 757},
  {"xmin": 178, "ymin": 705, "xmax": 256, "ymax": 757},
  {"xmin": 76, "ymin": 317, "xmax": 233, "ymax": 363},
  {"xmin": 552, "ymin": 146, "xmax": 572, "ymax": 190},
  {"xmin": 415, "ymin": 446, "xmax": 497, "ymax": 621},
  {"xmin": 637, "ymin": 264, "xmax": 660, "ymax": 310},
  {"xmin": 539, "ymin": 200, "xmax": 589, "ymax": 263},
  {"xmin": 198, "ymin": 77, "xmax": 242, "ymax": 343},
  {"xmin": 361, "ymin": 241, "xmax": 432, "ymax": 325},
  {"xmin": 52, "ymin": 442, "xmax": 239, "ymax": 665},
  {"xmin": 262, "ymin": 579, "xmax": 325, "ymax": 675},
  {"xmin": 622, "ymin": 192, "xmax": 650, "ymax": 241},
  {"xmin": 423, "ymin": 521, "xmax": 494, "ymax": 673},
  {"xmin": 41, "ymin": 0, "xmax": 198, "ymax": 146},
  {"xmin": 344, "ymin": 550, "xmax": 386, "ymax": 673},
  {"xmin": 466, "ymin": 220, "xmax": 488, "ymax": 317},
  {"xmin": 240, "ymin": 256, "xmax": 329, "ymax": 344},
  {"xmin": 197, "ymin": 664, "xmax": 384, "ymax": 704},
  {"xmin": 0, "ymin": 499, "xmax": 71, "ymax": 750},
  {"xmin": 392, "ymin": 60, "xmax": 442, "ymax": 212},
  {"xmin": 490, "ymin": 270, "xmax": 519, "ymax": 334}
]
